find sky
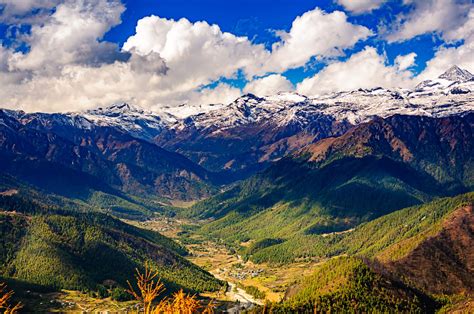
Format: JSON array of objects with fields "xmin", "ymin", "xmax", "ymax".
[{"xmin": 0, "ymin": 0, "xmax": 472, "ymax": 112}]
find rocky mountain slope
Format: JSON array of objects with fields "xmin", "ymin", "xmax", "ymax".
[
  {"xmin": 155, "ymin": 65, "xmax": 474, "ymax": 178},
  {"xmin": 0, "ymin": 109, "xmax": 216, "ymax": 205}
]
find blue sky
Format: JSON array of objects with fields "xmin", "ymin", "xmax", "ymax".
[
  {"xmin": 0, "ymin": 0, "xmax": 472, "ymax": 112},
  {"xmin": 106, "ymin": 0, "xmax": 411, "ymax": 84},
  {"xmin": 103, "ymin": 0, "xmax": 457, "ymax": 81},
  {"xmin": 106, "ymin": 0, "xmax": 334, "ymax": 47}
]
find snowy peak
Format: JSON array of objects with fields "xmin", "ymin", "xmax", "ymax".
[
  {"xmin": 2, "ymin": 66, "xmax": 472, "ymax": 142},
  {"xmin": 81, "ymin": 103, "xmax": 174, "ymax": 140},
  {"xmin": 266, "ymin": 91, "xmax": 308, "ymax": 103},
  {"xmin": 438, "ymin": 65, "xmax": 473, "ymax": 82},
  {"xmin": 179, "ymin": 66, "xmax": 473, "ymax": 128},
  {"xmin": 86, "ymin": 102, "xmax": 146, "ymax": 116}
]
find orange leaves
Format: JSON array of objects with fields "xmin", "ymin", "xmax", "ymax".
[
  {"xmin": 0, "ymin": 283, "xmax": 22, "ymax": 314},
  {"xmin": 128, "ymin": 263, "xmax": 217, "ymax": 314},
  {"xmin": 170, "ymin": 290, "xmax": 200, "ymax": 313},
  {"xmin": 148, "ymin": 291, "xmax": 215, "ymax": 314},
  {"xmin": 127, "ymin": 263, "xmax": 166, "ymax": 314}
]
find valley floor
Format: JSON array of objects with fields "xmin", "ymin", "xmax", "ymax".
[{"xmin": 130, "ymin": 217, "xmax": 324, "ymax": 306}]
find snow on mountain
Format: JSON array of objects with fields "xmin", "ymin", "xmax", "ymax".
[
  {"xmin": 438, "ymin": 65, "xmax": 473, "ymax": 82},
  {"xmin": 161, "ymin": 102, "xmax": 226, "ymax": 119},
  {"xmin": 20, "ymin": 65, "xmax": 470, "ymax": 140},
  {"xmin": 168, "ymin": 92, "xmax": 338, "ymax": 134},
  {"xmin": 81, "ymin": 102, "xmax": 176, "ymax": 140},
  {"xmin": 169, "ymin": 66, "xmax": 473, "ymax": 128}
]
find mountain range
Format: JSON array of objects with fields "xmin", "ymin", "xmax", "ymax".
[
  {"xmin": 0, "ymin": 65, "xmax": 473, "ymax": 311},
  {"xmin": 1, "ymin": 65, "xmax": 473, "ymax": 189}
]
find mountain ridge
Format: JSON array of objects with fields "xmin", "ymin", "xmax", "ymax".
[
  {"xmin": 0, "ymin": 109, "xmax": 217, "ymax": 207},
  {"xmin": 2, "ymin": 66, "xmax": 473, "ymax": 181}
]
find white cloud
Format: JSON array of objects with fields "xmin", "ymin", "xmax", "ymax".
[
  {"xmin": 0, "ymin": 4, "xmax": 376, "ymax": 112},
  {"xmin": 387, "ymin": 0, "xmax": 471, "ymax": 43},
  {"xmin": 417, "ymin": 7, "xmax": 474, "ymax": 80},
  {"xmin": 8, "ymin": 0, "xmax": 126, "ymax": 73},
  {"xmin": 128, "ymin": 49, "xmax": 168, "ymax": 74},
  {"xmin": 189, "ymin": 83, "xmax": 242, "ymax": 106},
  {"xmin": 297, "ymin": 47, "xmax": 414, "ymax": 96},
  {"xmin": 0, "ymin": 0, "xmax": 150, "ymax": 112},
  {"xmin": 0, "ymin": 0, "xmax": 56, "ymax": 13},
  {"xmin": 262, "ymin": 8, "xmax": 372, "ymax": 73},
  {"xmin": 336, "ymin": 0, "xmax": 387, "ymax": 14},
  {"xmin": 0, "ymin": 0, "xmax": 59, "ymax": 22},
  {"xmin": 0, "ymin": 59, "xmax": 245, "ymax": 112},
  {"xmin": 395, "ymin": 52, "xmax": 417, "ymax": 71},
  {"xmin": 123, "ymin": 16, "xmax": 269, "ymax": 86},
  {"xmin": 244, "ymin": 74, "xmax": 294, "ymax": 96},
  {"xmin": 0, "ymin": 5, "xmax": 255, "ymax": 112}
]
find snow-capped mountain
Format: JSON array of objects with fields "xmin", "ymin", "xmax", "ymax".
[
  {"xmin": 151, "ymin": 65, "xmax": 474, "ymax": 177},
  {"xmin": 82, "ymin": 103, "xmax": 175, "ymax": 140},
  {"xmin": 0, "ymin": 103, "xmax": 173, "ymax": 142},
  {"xmin": 0, "ymin": 65, "xmax": 473, "ymax": 182},
  {"xmin": 169, "ymin": 92, "xmax": 328, "ymax": 131},
  {"xmin": 51, "ymin": 65, "xmax": 472, "ymax": 139},
  {"xmin": 161, "ymin": 102, "xmax": 227, "ymax": 119},
  {"xmin": 168, "ymin": 65, "xmax": 473, "ymax": 128},
  {"xmin": 438, "ymin": 65, "xmax": 473, "ymax": 81}
]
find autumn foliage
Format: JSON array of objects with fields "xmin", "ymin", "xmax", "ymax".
[
  {"xmin": 127, "ymin": 263, "xmax": 215, "ymax": 314},
  {"xmin": 0, "ymin": 283, "xmax": 22, "ymax": 314}
]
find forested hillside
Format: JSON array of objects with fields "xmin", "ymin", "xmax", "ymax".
[
  {"xmin": 0, "ymin": 190, "xmax": 223, "ymax": 299},
  {"xmin": 245, "ymin": 193, "xmax": 473, "ymax": 312},
  {"xmin": 245, "ymin": 193, "xmax": 473, "ymax": 267},
  {"xmin": 251, "ymin": 256, "xmax": 438, "ymax": 313}
]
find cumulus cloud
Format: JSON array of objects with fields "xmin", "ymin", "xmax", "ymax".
[
  {"xmin": 244, "ymin": 74, "xmax": 294, "ymax": 96},
  {"xmin": 0, "ymin": 0, "xmax": 57, "ymax": 14},
  {"xmin": 297, "ymin": 47, "xmax": 414, "ymax": 96},
  {"xmin": 123, "ymin": 8, "xmax": 372, "ymax": 80},
  {"xmin": 8, "ymin": 0, "xmax": 127, "ymax": 73},
  {"xmin": 395, "ymin": 52, "xmax": 417, "ymax": 71},
  {"xmin": 387, "ymin": 0, "xmax": 471, "ymax": 43},
  {"xmin": 128, "ymin": 49, "xmax": 168, "ymax": 74},
  {"xmin": 0, "ymin": 60, "xmax": 152, "ymax": 112},
  {"xmin": 123, "ymin": 16, "xmax": 269, "ymax": 84},
  {"xmin": 0, "ymin": 2, "xmax": 258, "ymax": 111},
  {"xmin": 0, "ymin": 1, "xmax": 377, "ymax": 112},
  {"xmin": 416, "ymin": 6, "xmax": 474, "ymax": 80},
  {"xmin": 0, "ymin": 0, "xmax": 141, "ymax": 111},
  {"xmin": 262, "ymin": 8, "xmax": 372, "ymax": 73},
  {"xmin": 336, "ymin": 0, "xmax": 387, "ymax": 14}
]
